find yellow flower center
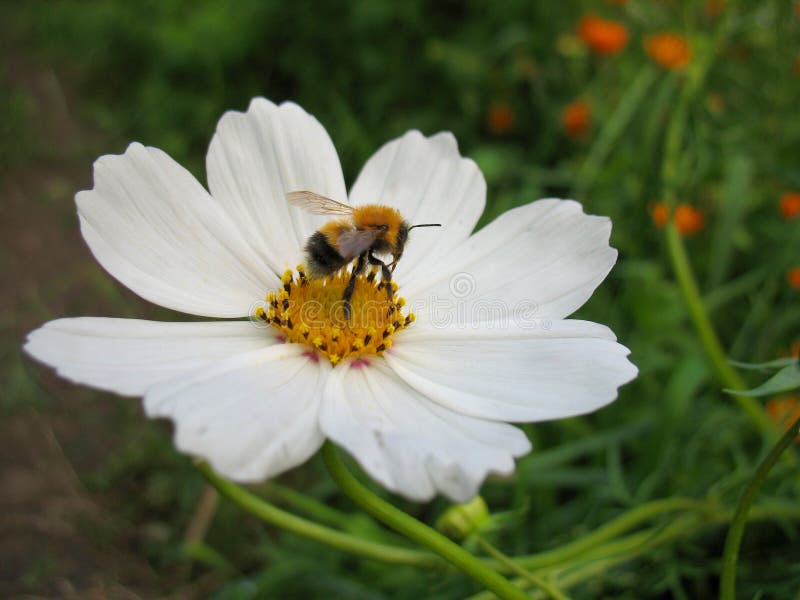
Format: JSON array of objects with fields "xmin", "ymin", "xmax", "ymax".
[{"xmin": 254, "ymin": 266, "xmax": 414, "ymax": 366}]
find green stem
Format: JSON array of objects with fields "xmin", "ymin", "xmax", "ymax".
[
  {"xmin": 262, "ymin": 481, "xmax": 354, "ymax": 529},
  {"xmin": 469, "ymin": 502, "xmax": 800, "ymax": 600},
  {"xmin": 514, "ymin": 497, "xmax": 706, "ymax": 571},
  {"xmin": 477, "ymin": 537, "xmax": 572, "ymax": 600},
  {"xmin": 576, "ymin": 66, "xmax": 658, "ymax": 192},
  {"xmin": 320, "ymin": 442, "xmax": 528, "ymax": 600},
  {"xmin": 665, "ymin": 224, "xmax": 770, "ymax": 432},
  {"xmin": 657, "ymin": 7, "xmax": 772, "ymax": 433},
  {"xmin": 719, "ymin": 416, "xmax": 800, "ymax": 600},
  {"xmin": 198, "ymin": 462, "xmax": 438, "ymax": 568}
]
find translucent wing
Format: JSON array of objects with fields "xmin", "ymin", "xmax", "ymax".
[
  {"xmin": 287, "ymin": 191, "xmax": 354, "ymax": 215},
  {"xmin": 338, "ymin": 228, "xmax": 380, "ymax": 259}
]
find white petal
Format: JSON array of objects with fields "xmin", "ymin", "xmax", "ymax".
[
  {"xmin": 207, "ymin": 98, "xmax": 348, "ymax": 272},
  {"xmin": 24, "ymin": 317, "xmax": 277, "ymax": 397},
  {"xmin": 77, "ymin": 143, "xmax": 276, "ymax": 317},
  {"xmin": 146, "ymin": 344, "xmax": 329, "ymax": 481},
  {"xmin": 349, "ymin": 131, "xmax": 485, "ymax": 284},
  {"xmin": 404, "ymin": 199, "xmax": 618, "ymax": 323},
  {"xmin": 320, "ymin": 358, "xmax": 530, "ymax": 503},
  {"xmin": 384, "ymin": 319, "xmax": 637, "ymax": 422}
]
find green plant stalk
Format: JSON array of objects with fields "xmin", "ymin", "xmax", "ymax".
[
  {"xmin": 469, "ymin": 502, "xmax": 800, "ymax": 600},
  {"xmin": 514, "ymin": 496, "xmax": 706, "ymax": 571},
  {"xmin": 320, "ymin": 442, "xmax": 528, "ymax": 600},
  {"xmin": 549, "ymin": 502, "xmax": 800, "ymax": 599},
  {"xmin": 477, "ymin": 536, "xmax": 572, "ymax": 600},
  {"xmin": 665, "ymin": 224, "xmax": 770, "ymax": 432},
  {"xmin": 198, "ymin": 462, "xmax": 439, "ymax": 568},
  {"xmin": 576, "ymin": 66, "xmax": 658, "ymax": 192},
  {"xmin": 657, "ymin": 8, "xmax": 773, "ymax": 433},
  {"xmin": 262, "ymin": 481, "xmax": 354, "ymax": 529},
  {"xmin": 719, "ymin": 416, "xmax": 800, "ymax": 600}
]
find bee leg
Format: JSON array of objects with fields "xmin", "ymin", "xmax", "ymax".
[
  {"xmin": 368, "ymin": 253, "xmax": 394, "ymax": 302},
  {"xmin": 342, "ymin": 253, "xmax": 366, "ymax": 321}
]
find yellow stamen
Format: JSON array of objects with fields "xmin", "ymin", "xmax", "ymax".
[{"xmin": 259, "ymin": 268, "xmax": 412, "ymax": 366}]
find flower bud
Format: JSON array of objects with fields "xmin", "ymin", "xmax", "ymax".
[{"xmin": 435, "ymin": 496, "xmax": 489, "ymax": 542}]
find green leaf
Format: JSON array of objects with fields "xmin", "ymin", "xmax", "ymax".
[
  {"xmin": 728, "ymin": 357, "xmax": 798, "ymax": 371},
  {"xmin": 725, "ymin": 363, "xmax": 800, "ymax": 397}
]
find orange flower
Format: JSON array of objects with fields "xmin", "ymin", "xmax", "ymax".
[
  {"xmin": 651, "ymin": 202, "xmax": 670, "ymax": 228},
  {"xmin": 578, "ymin": 15, "xmax": 629, "ymax": 56},
  {"xmin": 562, "ymin": 100, "xmax": 591, "ymax": 139},
  {"xmin": 796, "ymin": 1, "xmax": 800, "ymax": 18},
  {"xmin": 780, "ymin": 191, "xmax": 800, "ymax": 220},
  {"xmin": 645, "ymin": 33, "xmax": 692, "ymax": 69},
  {"xmin": 705, "ymin": 0, "xmax": 725, "ymax": 17},
  {"xmin": 766, "ymin": 396, "xmax": 800, "ymax": 440},
  {"xmin": 788, "ymin": 266, "xmax": 800, "ymax": 289},
  {"xmin": 674, "ymin": 204, "xmax": 705, "ymax": 236},
  {"xmin": 487, "ymin": 102, "xmax": 514, "ymax": 134}
]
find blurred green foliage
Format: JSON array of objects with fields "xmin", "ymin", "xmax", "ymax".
[{"xmin": 3, "ymin": 0, "xmax": 800, "ymax": 598}]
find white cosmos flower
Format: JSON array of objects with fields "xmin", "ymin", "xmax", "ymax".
[{"xmin": 24, "ymin": 98, "xmax": 637, "ymax": 503}]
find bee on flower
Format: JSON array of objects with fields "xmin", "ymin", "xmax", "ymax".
[{"xmin": 25, "ymin": 98, "xmax": 636, "ymax": 502}]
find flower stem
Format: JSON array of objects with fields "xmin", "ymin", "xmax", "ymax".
[
  {"xmin": 719, "ymin": 416, "xmax": 800, "ymax": 600},
  {"xmin": 261, "ymin": 481, "xmax": 355, "ymax": 529},
  {"xmin": 320, "ymin": 442, "xmax": 528, "ymax": 600},
  {"xmin": 468, "ymin": 502, "xmax": 800, "ymax": 600},
  {"xmin": 576, "ymin": 66, "xmax": 658, "ymax": 192},
  {"xmin": 477, "ymin": 536, "xmax": 572, "ymax": 600},
  {"xmin": 664, "ymin": 224, "xmax": 770, "ymax": 432},
  {"xmin": 514, "ymin": 496, "xmax": 706, "ymax": 571},
  {"xmin": 657, "ymin": 6, "xmax": 772, "ymax": 433},
  {"xmin": 197, "ymin": 461, "xmax": 439, "ymax": 568}
]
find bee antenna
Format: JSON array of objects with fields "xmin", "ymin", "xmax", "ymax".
[{"xmin": 408, "ymin": 223, "xmax": 442, "ymax": 230}]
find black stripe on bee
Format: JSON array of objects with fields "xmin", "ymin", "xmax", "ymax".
[{"xmin": 305, "ymin": 231, "xmax": 349, "ymax": 278}]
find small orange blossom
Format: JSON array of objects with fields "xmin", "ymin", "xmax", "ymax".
[
  {"xmin": 674, "ymin": 204, "xmax": 705, "ymax": 236},
  {"xmin": 788, "ymin": 266, "xmax": 800, "ymax": 290},
  {"xmin": 487, "ymin": 102, "xmax": 515, "ymax": 134},
  {"xmin": 578, "ymin": 15, "xmax": 629, "ymax": 56},
  {"xmin": 780, "ymin": 191, "xmax": 800, "ymax": 220},
  {"xmin": 651, "ymin": 202, "xmax": 670, "ymax": 228},
  {"xmin": 562, "ymin": 100, "xmax": 591, "ymax": 140},
  {"xmin": 645, "ymin": 33, "xmax": 692, "ymax": 69},
  {"xmin": 766, "ymin": 396, "xmax": 800, "ymax": 440}
]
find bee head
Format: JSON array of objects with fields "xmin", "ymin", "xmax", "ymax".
[{"xmin": 352, "ymin": 205, "xmax": 404, "ymax": 246}]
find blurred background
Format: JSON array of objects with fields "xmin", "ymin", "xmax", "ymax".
[{"xmin": 2, "ymin": 1, "xmax": 799, "ymax": 598}]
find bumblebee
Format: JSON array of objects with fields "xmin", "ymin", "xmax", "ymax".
[{"xmin": 287, "ymin": 191, "xmax": 440, "ymax": 317}]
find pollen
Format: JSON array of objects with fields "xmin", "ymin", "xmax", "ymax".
[{"xmin": 255, "ymin": 268, "xmax": 413, "ymax": 365}]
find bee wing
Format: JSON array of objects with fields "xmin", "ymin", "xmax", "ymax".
[
  {"xmin": 287, "ymin": 191, "xmax": 354, "ymax": 215},
  {"xmin": 338, "ymin": 228, "xmax": 381, "ymax": 259}
]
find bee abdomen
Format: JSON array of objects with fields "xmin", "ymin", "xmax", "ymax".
[{"xmin": 305, "ymin": 231, "xmax": 348, "ymax": 278}]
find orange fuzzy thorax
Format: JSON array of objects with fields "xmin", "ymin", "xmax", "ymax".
[
  {"xmin": 319, "ymin": 219, "xmax": 354, "ymax": 248},
  {"xmin": 352, "ymin": 204, "xmax": 405, "ymax": 247}
]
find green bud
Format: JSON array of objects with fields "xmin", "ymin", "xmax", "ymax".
[{"xmin": 435, "ymin": 496, "xmax": 489, "ymax": 542}]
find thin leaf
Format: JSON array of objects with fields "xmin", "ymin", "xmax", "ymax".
[
  {"xmin": 725, "ymin": 363, "xmax": 800, "ymax": 397},
  {"xmin": 728, "ymin": 357, "xmax": 798, "ymax": 371}
]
